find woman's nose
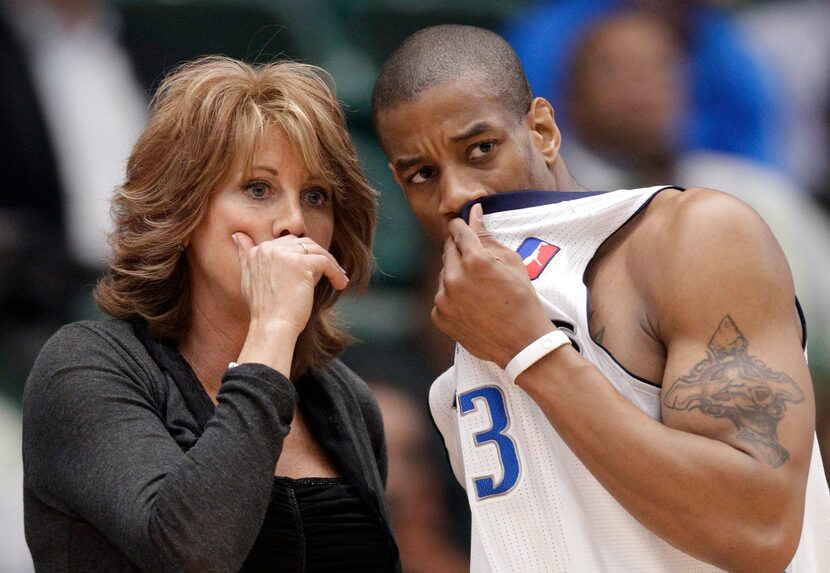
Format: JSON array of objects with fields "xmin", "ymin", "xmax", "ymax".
[{"xmin": 272, "ymin": 199, "xmax": 307, "ymax": 238}]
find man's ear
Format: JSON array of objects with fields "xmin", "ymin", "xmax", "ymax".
[{"xmin": 527, "ymin": 97, "xmax": 561, "ymax": 165}]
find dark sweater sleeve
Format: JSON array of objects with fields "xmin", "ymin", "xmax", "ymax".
[
  {"xmin": 331, "ymin": 360, "xmax": 389, "ymax": 487},
  {"xmin": 23, "ymin": 323, "xmax": 297, "ymax": 572},
  {"xmin": 363, "ymin": 388, "xmax": 388, "ymax": 488}
]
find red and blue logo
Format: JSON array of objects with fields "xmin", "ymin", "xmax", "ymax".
[{"xmin": 516, "ymin": 237, "xmax": 560, "ymax": 280}]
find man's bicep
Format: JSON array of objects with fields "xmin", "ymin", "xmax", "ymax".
[
  {"xmin": 661, "ymin": 313, "xmax": 814, "ymax": 470},
  {"xmin": 654, "ymin": 190, "xmax": 815, "ymax": 472}
]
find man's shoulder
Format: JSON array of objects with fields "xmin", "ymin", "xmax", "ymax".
[
  {"xmin": 630, "ymin": 186, "xmax": 791, "ymax": 314},
  {"xmin": 643, "ymin": 185, "xmax": 748, "ymax": 218},
  {"xmin": 634, "ymin": 186, "xmax": 770, "ymax": 257}
]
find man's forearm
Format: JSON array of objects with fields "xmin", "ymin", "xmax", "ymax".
[{"xmin": 516, "ymin": 345, "xmax": 805, "ymax": 573}]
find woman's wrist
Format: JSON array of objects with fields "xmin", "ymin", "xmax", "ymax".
[
  {"xmin": 247, "ymin": 317, "xmax": 304, "ymax": 339},
  {"xmin": 236, "ymin": 318, "xmax": 302, "ymax": 377}
]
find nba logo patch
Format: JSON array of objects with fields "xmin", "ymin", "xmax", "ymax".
[{"xmin": 516, "ymin": 237, "xmax": 559, "ymax": 280}]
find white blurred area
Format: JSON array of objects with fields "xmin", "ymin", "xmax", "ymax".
[
  {"xmin": 5, "ymin": 0, "xmax": 147, "ymax": 267},
  {"xmin": 0, "ymin": 397, "xmax": 32, "ymax": 572},
  {"xmin": 739, "ymin": 0, "xmax": 830, "ymax": 192},
  {"xmin": 1, "ymin": 0, "xmax": 147, "ymax": 568}
]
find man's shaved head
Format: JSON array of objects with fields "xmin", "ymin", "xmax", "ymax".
[{"xmin": 371, "ymin": 25, "xmax": 532, "ymax": 133}]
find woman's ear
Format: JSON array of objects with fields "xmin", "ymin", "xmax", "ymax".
[{"xmin": 527, "ymin": 97, "xmax": 561, "ymax": 165}]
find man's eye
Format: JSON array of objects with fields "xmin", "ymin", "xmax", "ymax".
[
  {"xmin": 411, "ymin": 167, "xmax": 435, "ymax": 184},
  {"xmin": 469, "ymin": 141, "xmax": 496, "ymax": 160},
  {"xmin": 304, "ymin": 188, "xmax": 329, "ymax": 207}
]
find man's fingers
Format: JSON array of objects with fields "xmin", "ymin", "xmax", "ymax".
[
  {"xmin": 449, "ymin": 203, "xmax": 499, "ymax": 255},
  {"xmin": 468, "ymin": 203, "xmax": 491, "ymax": 240},
  {"xmin": 443, "ymin": 233, "xmax": 462, "ymax": 273},
  {"xmin": 469, "ymin": 203, "xmax": 503, "ymax": 252},
  {"xmin": 448, "ymin": 216, "xmax": 483, "ymax": 255}
]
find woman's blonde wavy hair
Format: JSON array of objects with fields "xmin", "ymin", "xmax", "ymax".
[{"xmin": 95, "ymin": 56, "xmax": 376, "ymax": 378}]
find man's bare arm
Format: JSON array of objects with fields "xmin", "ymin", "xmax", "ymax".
[
  {"xmin": 663, "ymin": 314, "xmax": 804, "ymax": 469},
  {"xmin": 434, "ymin": 193, "xmax": 814, "ymax": 572}
]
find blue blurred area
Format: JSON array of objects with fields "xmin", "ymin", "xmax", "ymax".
[{"xmin": 503, "ymin": 0, "xmax": 780, "ymax": 166}]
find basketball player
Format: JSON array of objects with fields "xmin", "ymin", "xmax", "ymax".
[{"xmin": 371, "ymin": 25, "xmax": 830, "ymax": 572}]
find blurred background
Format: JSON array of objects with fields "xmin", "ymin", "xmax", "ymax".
[{"xmin": 2, "ymin": 0, "xmax": 829, "ymax": 570}]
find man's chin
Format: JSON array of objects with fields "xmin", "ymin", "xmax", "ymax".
[{"xmin": 429, "ymin": 228, "xmax": 449, "ymax": 248}]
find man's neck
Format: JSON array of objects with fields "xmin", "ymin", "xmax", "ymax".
[{"xmin": 551, "ymin": 157, "xmax": 591, "ymax": 193}]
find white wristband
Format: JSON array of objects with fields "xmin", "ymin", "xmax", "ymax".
[{"xmin": 504, "ymin": 330, "xmax": 571, "ymax": 384}]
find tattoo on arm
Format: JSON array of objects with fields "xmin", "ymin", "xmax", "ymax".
[
  {"xmin": 588, "ymin": 311, "xmax": 606, "ymax": 345},
  {"xmin": 663, "ymin": 315, "xmax": 804, "ymax": 468}
]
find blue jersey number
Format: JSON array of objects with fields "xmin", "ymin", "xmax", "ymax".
[{"xmin": 458, "ymin": 386, "xmax": 520, "ymax": 499}]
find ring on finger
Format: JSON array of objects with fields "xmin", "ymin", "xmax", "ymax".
[{"xmin": 300, "ymin": 242, "xmax": 309, "ymax": 255}]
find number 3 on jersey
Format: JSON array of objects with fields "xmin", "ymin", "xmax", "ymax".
[{"xmin": 458, "ymin": 386, "xmax": 521, "ymax": 499}]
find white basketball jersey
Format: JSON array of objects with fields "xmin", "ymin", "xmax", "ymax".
[{"xmin": 429, "ymin": 187, "xmax": 830, "ymax": 573}]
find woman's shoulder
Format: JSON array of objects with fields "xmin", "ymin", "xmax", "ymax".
[
  {"xmin": 315, "ymin": 359, "xmax": 373, "ymax": 398},
  {"xmin": 26, "ymin": 318, "xmax": 160, "ymax": 400},
  {"xmin": 55, "ymin": 317, "xmax": 137, "ymax": 339},
  {"xmin": 35, "ymin": 318, "xmax": 145, "ymax": 365},
  {"xmin": 316, "ymin": 359, "xmax": 383, "ymax": 424}
]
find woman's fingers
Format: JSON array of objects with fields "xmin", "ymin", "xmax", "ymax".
[
  {"xmin": 304, "ymin": 252, "xmax": 350, "ymax": 291},
  {"xmin": 232, "ymin": 231, "xmax": 256, "ymax": 257},
  {"xmin": 239, "ymin": 234, "xmax": 349, "ymax": 290},
  {"xmin": 285, "ymin": 238, "xmax": 348, "ymax": 289},
  {"xmin": 295, "ymin": 240, "xmax": 347, "ymax": 275}
]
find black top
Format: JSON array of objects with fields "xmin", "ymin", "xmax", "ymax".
[
  {"xmin": 241, "ymin": 477, "xmax": 392, "ymax": 572},
  {"xmin": 22, "ymin": 319, "xmax": 400, "ymax": 572}
]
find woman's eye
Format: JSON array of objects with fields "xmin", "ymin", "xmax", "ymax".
[
  {"xmin": 411, "ymin": 167, "xmax": 435, "ymax": 184},
  {"xmin": 469, "ymin": 141, "xmax": 496, "ymax": 160},
  {"xmin": 247, "ymin": 182, "xmax": 270, "ymax": 199},
  {"xmin": 304, "ymin": 188, "xmax": 329, "ymax": 207}
]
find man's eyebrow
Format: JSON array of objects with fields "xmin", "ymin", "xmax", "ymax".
[
  {"xmin": 394, "ymin": 156, "xmax": 423, "ymax": 172},
  {"xmin": 392, "ymin": 121, "xmax": 494, "ymax": 172},
  {"xmin": 450, "ymin": 121, "xmax": 493, "ymax": 143}
]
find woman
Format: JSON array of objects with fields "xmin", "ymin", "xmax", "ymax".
[{"xmin": 22, "ymin": 56, "xmax": 400, "ymax": 572}]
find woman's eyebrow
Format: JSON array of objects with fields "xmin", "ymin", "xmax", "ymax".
[{"xmin": 251, "ymin": 165, "xmax": 278, "ymax": 176}]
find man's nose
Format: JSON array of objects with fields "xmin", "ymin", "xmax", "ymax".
[
  {"xmin": 273, "ymin": 198, "xmax": 307, "ymax": 238},
  {"xmin": 438, "ymin": 171, "xmax": 488, "ymax": 218}
]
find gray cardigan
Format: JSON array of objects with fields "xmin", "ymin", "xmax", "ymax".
[{"xmin": 22, "ymin": 319, "xmax": 399, "ymax": 572}]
